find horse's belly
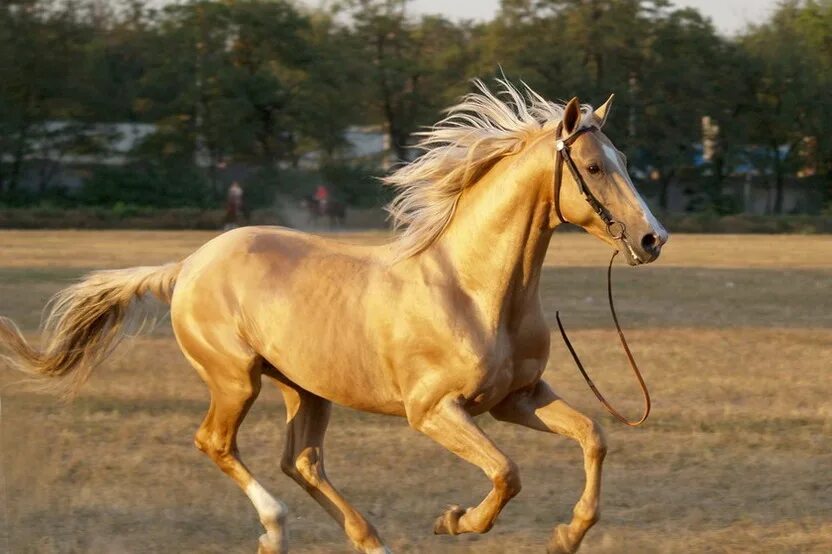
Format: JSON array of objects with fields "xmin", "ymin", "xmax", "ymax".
[
  {"xmin": 280, "ymin": 366, "xmax": 406, "ymax": 416},
  {"xmin": 259, "ymin": 334, "xmax": 406, "ymax": 417}
]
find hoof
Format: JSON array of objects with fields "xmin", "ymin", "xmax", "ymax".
[
  {"xmin": 433, "ymin": 505, "xmax": 467, "ymax": 535},
  {"xmin": 257, "ymin": 533, "xmax": 286, "ymax": 554},
  {"xmin": 547, "ymin": 524, "xmax": 577, "ymax": 554}
]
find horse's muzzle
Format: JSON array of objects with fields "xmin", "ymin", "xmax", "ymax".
[{"xmin": 619, "ymin": 230, "xmax": 668, "ymax": 266}]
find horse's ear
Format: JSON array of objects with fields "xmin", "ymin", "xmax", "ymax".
[
  {"xmin": 594, "ymin": 93, "xmax": 615, "ymax": 127},
  {"xmin": 562, "ymin": 97, "xmax": 582, "ymax": 136}
]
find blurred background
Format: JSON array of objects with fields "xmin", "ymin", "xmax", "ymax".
[
  {"xmin": 2, "ymin": 2, "xmax": 832, "ymax": 553},
  {"xmin": 1, "ymin": 0, "xmax": 831, "ymax": 231}
]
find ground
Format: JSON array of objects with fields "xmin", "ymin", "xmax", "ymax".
[{"xmin": 0, "ymin": 230, "xmax": 830, "ymax": 553}]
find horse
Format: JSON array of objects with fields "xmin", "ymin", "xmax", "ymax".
[
  {"xmin": 302, "ymin": 195, "xmax": 347, "ymax": 228},
  {"xmin": 0, "ymin": 80, "xmax": 667, "ymax": 554}
]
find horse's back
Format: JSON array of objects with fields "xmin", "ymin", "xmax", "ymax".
[{"xmin": 179, "ymin": 225, "xmax": 368, "ymax": 276}]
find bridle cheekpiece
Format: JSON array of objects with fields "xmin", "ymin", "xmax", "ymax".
[{"xmin": 552, "ymin": 122, "xmax": 629, "ymax": 244}]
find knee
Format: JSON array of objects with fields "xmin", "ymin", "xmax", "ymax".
[
  {"xmin": 194, "ymin": 429, "xmax": 219, "ymax": 456},
  {"xmin": 194, "ymin": 431, "xmax": 209, "ymax": 454},
  {"xmin": 585, "ymin": 420, "xmax": 607, "ymax": 460},
  {"xmin": 493, "ymin": 459, "xmax": 522, "ymax": 498},
  {"xmin": 194, "ymin": 429, "xmax": 237, "ymax": 469}
]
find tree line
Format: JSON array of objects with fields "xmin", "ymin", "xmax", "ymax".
[{"xmin": 1, "ymin": 0, "xmax": 830, "ymax": 214}]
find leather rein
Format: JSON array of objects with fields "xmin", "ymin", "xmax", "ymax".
[{"xmin": 551, "ymin": 122, "xmax": 651, "ymax": 427}]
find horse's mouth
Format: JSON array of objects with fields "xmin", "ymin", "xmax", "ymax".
[
  {"xmin": 619, "ymin": 239, "xmax": 659, "ymax": 266},
  {"xmin": 619, "ymin": 240, "xmax": 644, "ymax": 266}
]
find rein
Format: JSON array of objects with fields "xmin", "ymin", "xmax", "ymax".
[
  {"xmin": 555, "ymin": 253, "xmax": 651, "ymax": 426},
  {"xmin": 551, "ymin": 122, "xmax": 652, "ymax": 427}
]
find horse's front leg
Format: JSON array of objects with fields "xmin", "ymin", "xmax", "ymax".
[
  {"xmin": 491, "ymin": 381, "xmax": 607, "ymax": 554},
  {"xmin": 408, "ymin": 396, "xmax": 521, "ymax": 535}
]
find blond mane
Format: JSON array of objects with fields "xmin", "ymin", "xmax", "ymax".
[{"xmin": 384, "ymin": 79, "xmax": 595, "ymax": 260}]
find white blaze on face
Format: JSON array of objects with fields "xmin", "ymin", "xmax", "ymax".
[{"xmin": 600, "ymin": 142, "xmax": 668, "ymax": 241}]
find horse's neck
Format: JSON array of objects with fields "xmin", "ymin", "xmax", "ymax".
[{"xmin": 425, "ymin": 143, "xmax": 553, "ymax": 327}]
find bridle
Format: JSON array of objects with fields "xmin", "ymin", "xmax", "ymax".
[
  {"xmin": 551, "ymin": 121, "xmax": 652, "ymax": 427},
  {"xmin": 552, "ymin": 122, "xmax": 629, "ymax": 243}
]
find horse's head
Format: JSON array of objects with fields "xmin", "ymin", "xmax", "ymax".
[{"xmin": 552, "ymin": 95, "xmax": 668, "ymax": 265}]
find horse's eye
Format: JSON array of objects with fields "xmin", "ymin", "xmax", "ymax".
[{"xmin": 587, "ymin": 163, "xmax": 601, "ymax": 175}]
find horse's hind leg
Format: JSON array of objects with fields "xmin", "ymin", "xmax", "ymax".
[
  {"xmin": 188, "ymin": 352, "xmax": 288, "ymax": 554},
  {"xmin": 276, "ymin": 379, "xmax": 389, "ymax": 554}
]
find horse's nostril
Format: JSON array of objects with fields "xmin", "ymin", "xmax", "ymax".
[{"xmin": 641, "ymin": 233, "xmax": 659, "ymax": 253}]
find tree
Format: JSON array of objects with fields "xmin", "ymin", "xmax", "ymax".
[
  {"xmin": 740, "ymin": 1, "xmax": 821, "ymax": 213},
  {"xmin": 793, "ymin": 0, "xmax": 832, "ymax": 209},
  {"xmin": 0, "ymin": 0, "xmax": 90, "ymax": 194},
  {"xmin": 634, "ymin": 7, "xmax": 727, "ymax": 211},
  {"xmin": 136, "ymin": 1, "xmax": 324, "ymax": 200},
  {"xmin": 297, "ymin": 12, "xmax": 368, "ymax": 159},
  {"xmin": 1, "ymin": 0, "xmax": 830, "ymax": 214},
  {"xmin": 342, "ymin": 0, "xmax": 476, "ymax": 162},
  {"xmin": 483, "ymin": 1, "xmax": 721, "ymax": 212}
]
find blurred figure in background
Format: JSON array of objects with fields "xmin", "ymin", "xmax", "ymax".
[
  {"xmin": 224, "ymin": 181, "xmax": 244, "ymax": 230},
  {"xmin": 303, "ymin": 184, "xmax": 346, "ymax": 229},
  {"xmin": 314, "ymin": 184, "xmax": 330, "ymax": 213}
]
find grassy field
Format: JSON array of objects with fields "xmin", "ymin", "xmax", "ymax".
[{"xmin": 0, "ymin": 230, "xmax": 830, "ymax": 554}]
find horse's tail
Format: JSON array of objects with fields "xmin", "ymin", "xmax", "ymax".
[{"xmin": 0, "ymin": 262, "xmax": 182, "ymax": 398}]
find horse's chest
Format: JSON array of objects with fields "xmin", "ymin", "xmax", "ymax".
[{"xmin": 464, "ymin": 329, "xmax": 549, "ymax": 413}]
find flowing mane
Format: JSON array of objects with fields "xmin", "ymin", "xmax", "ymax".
[{"xmin": 384, "ymin": 79, "xmax": 596, "ymax": 260}]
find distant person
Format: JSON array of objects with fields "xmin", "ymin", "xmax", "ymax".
[
  {"xmin": 224, "ymin": 181, "xmax": 244, "ymax": 230},
  {"xmin": 303, "ymin": 184, "xmax": 345, "ymax": 229},
  {"xmin": 314, "ymin": 184, "xmax": 330, "ymax": 212}
]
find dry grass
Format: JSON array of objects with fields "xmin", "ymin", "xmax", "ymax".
[
  {"xmin": 2, "ymin": 229, "xmax": 831, "ymax": 269},
  {"xmin": 0, "ymin": 230, "xmax": 830, "ymax": 553}
]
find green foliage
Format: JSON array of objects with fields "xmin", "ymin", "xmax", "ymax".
[
  {"xmin": 237, "ymin": 168, "xmax": 281, "ymax": 211},
  {"xmin": 339, "ymin": 0, "xmax": 477, "ymax": 161},
  {"xmin": 78, "ymin": 164, "xmax": 212, "ymax": 208},
  {"xmin": 321, "ymin": 161, "xmax": 386, "ymax": 208},
  {"xmin": 1, "ymin": 0, "xmax": 832, "ymax": 215}
]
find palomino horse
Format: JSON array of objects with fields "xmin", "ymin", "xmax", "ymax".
[{"xmin": 0, "ymin": 81, "xmax": 667, "ymax": 554}]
